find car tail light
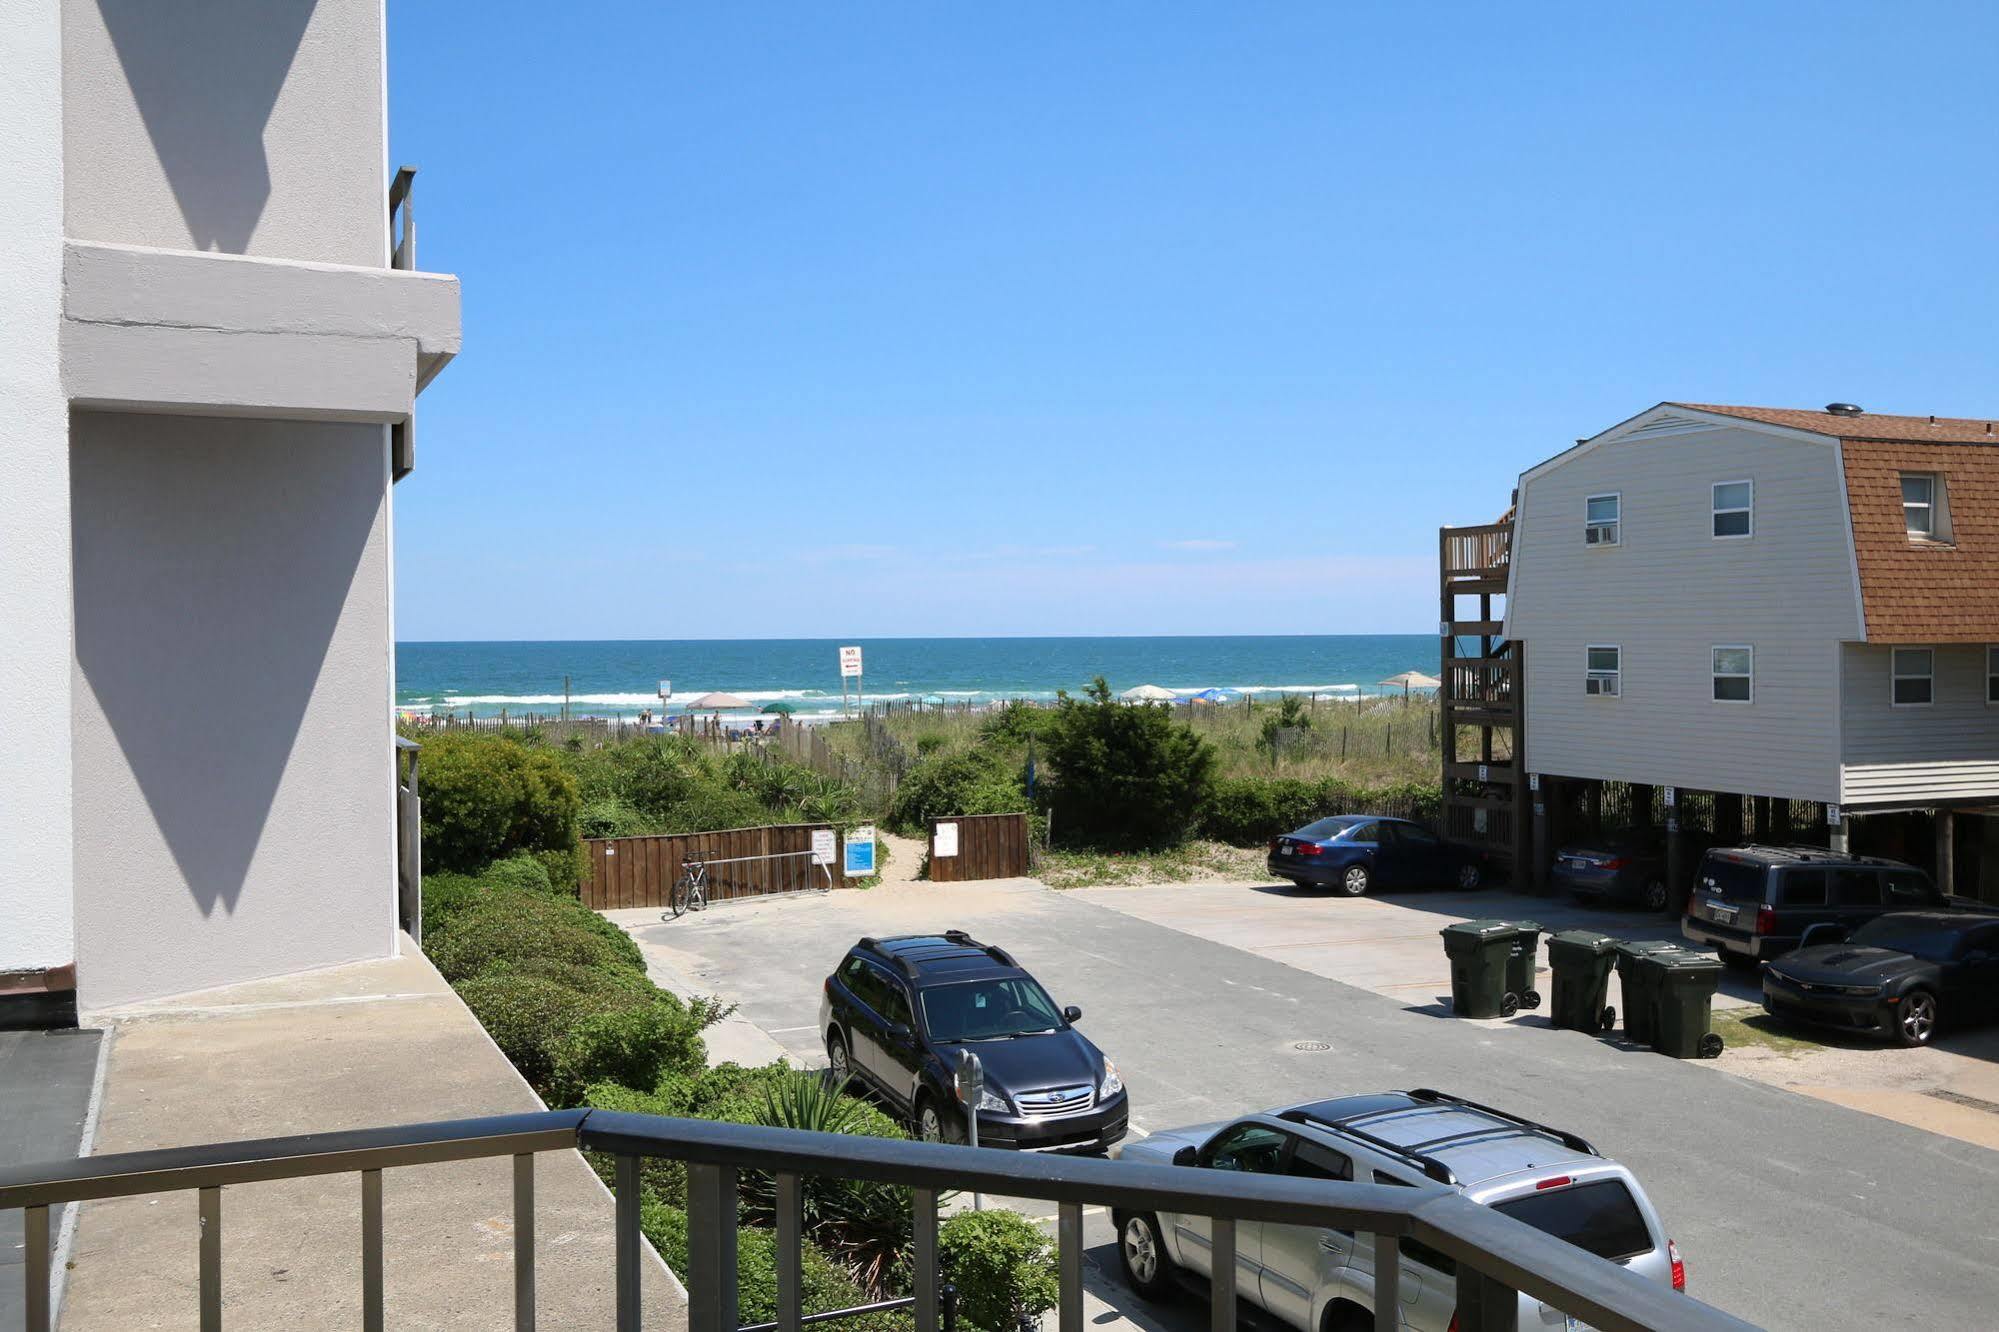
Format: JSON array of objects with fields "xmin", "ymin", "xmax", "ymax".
[
  {"xmin": 1601, "ymin": 857, "xmax": 1628, "ymax": 871},
  {"xmin": 1668, "ymin": 1238, "xmax": 1685, "ymax": 1292},
  {"xmin": 1299, "ymin": 843, "xmax": 1323, "ymax": 856},
  {"xmin": 1269, "ymin": 839, "xmax": 1282, "ymax": 854},
  {"xmin": 1755, "ymin": 904, "xmax": 1776, "ymax": 936},
  {"xmin": 1534, "ymin": 1175, "xmax": 1572, "ymax": 1191}
]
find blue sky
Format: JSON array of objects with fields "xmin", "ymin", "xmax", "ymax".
[{"xmin": 388, "ymin": 2, "xmax": 1999, "ymax": 641}]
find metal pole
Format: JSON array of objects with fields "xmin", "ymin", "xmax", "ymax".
[
  {"xmin": 1057, "ymin": 1201, "xmax": 1083, "ymax": 1332},
  {"xmin": 914, "ymin": 1188, "xmax": 939, "ymax": 1332},
  {"xmin": 199, "ymin": 1186, "xmax": 222, "ymax": 1332},
  {"xmin": 514, "ymin": 1153, "xmax": 536, "ymax": 1332},
  {"xmin": 1210, "ymin": 1218, "xmax": 1236, "ymax": 1332},
  {"xmin": 615, "ymin": 1156, "xmax": 642, "ymax": 1332},
  {"xmin": 24, "ymin": 1204, "xmax": 50, "ymax": 1332},
  {"xmin": 362, "ymin": 1169, "xmax": 384, "ymax": 1332},
  {"xmin": 777, "ymin": 1173, "xmax": 803, "ymax": 1332}
]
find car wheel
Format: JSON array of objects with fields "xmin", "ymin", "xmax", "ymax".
[
  {"xmin": 1640, "ymin": 878, "xmax": 1669, "ymax": 913},
  {"xmin": 826, "ymin": 1030, "xmax": 854, "ymax": 1091},
  {"xmin": 1895, "ymin": 990, "xmax": 1939, "ymax": 1047},
  {"xmin": 1338, "ymin": 864, "xmax": 1370, "ymax": 896},
  {"xmin": 1117, "ymin": 1212, "xmax": 1177, "ymax": 1301},
  {"xmin": 1456, "ymin": 862, "xmax": 1482, "ymax": 891},
  {"xmin": 916, "ymin": 1095, "xmax": 966, "ymax": 1145}
]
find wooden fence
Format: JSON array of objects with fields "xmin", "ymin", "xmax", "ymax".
[
  {"xmin": 581, "ymin": 823, "xmax": 844, "ymax": 910},
  {"xmin": 927, "ymin": 813, "xmax": 1032, "ymax": 883}
]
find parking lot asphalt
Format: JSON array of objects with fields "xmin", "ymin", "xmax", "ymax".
[{"xmin": 613, "ymin": 879, "xmax": 1999, "ymax": 1331}]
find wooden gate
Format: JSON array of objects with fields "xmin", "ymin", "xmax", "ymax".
[
  {"xmin": 581, "ymin": 823, "xmax": 844, "ymax": 910},
  {"xmin": 927, "ymin": 813, "xmax": 1031, "ymax": 883}
]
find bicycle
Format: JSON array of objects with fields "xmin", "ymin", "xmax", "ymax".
[{"xmin": 665, "ymin": 859, "xmax": 709, "ymax": 920}]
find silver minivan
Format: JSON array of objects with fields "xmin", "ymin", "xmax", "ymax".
[{"xmin": 1112, "ymin": 1089, "xmax": 1684, "ymax": 1331}]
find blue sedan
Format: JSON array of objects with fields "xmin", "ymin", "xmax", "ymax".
[{"xmin": 1266, "ymin": 815, "xmax": 1486, "ymax": 896}]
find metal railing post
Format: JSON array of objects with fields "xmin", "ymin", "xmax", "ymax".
[
  {"xmin": 24, "ymin": 1203, "xmax": 50, "ymax": 1332},
  {"xmin": 685, "ymin": 1161, "xmax": 738, "ymax": 1332},
  {"xmin": 1056, "ymin": 1201, "xmax": 1083, "ymax": 1332},
  {"xmin": 362, "ymin": 1168, "xmax": 384, "ymax": 1332},
  {"xmin": 1454, "ymin": 1265, "xmax": 1520, "ymax": 1332},
  {"xmin": 913, "ymin": 1187, "xmax": 939, "ymax": 1332},
  {"xmin": 615, "ymin": 1155, "xmax": 642, "ymax": 1332},
  {"xmin": 776, "ymin": 1172, "xmax": 802, "ymax": 1332},
  {"xmin": 1210, "ymin": 1217, "xmax": 1236, "ymax": 1332},
  {"xmin": 513, "ymin": 1153, "xmax": 536, "ymax": 1332},
  {"xmin": 1371, "ymin": 1232, "xmax": 1398, "ymax": 1332},
  {"xmin": 199, "ymin": 1185, "xmax": 222, "ymax": 1332}
]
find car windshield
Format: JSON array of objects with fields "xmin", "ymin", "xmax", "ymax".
[
  {"xmin": 1491, "ymin": 1179, "xmax": 1654, "ymax": 1262},
  {"xmin": 1849, "ymin": 916, "xmax": 1972, "ymax": 962},
  {"xmin": 1297, "ymin": 816, "xmax": 1362, "ymax": 840},
  {"xmin": 920, "ymin": 977, "xmax": 1066, "ymax": 1042}
]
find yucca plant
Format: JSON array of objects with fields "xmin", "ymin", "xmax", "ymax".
[{"xmin": 737, "ymin": 1073, "xmax": 917, "ymax": 1296}]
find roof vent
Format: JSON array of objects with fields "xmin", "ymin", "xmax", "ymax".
[{"xmin": 1825, "ymin": 402, "xmax": 1864, "ymax": 417}]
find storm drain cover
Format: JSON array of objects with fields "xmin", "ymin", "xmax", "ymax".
[{"xmin": 1292, "ymin": 1040, "xmax": 1332, "ymax": 1052}]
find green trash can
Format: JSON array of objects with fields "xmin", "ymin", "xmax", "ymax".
[
  {"xmin": 1505, "ymin": 920, "xmax": 1544, "ymax": 1012},
  {"xmin": 1441, "ymin": 919, "xmax": 1517, "ymax": 1018},
  {"xmin": 1653, "ymin": 952, "xmax": 1726, "ymax": 1058},
  {"xmin": 1546, "ymin": 930, "xmax": 1619, "ymax": 1034},
  {"xmin": 1613, "ymin": 940, "xmax": 1685, "ymax": 1045}
]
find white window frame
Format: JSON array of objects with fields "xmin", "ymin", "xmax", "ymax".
[
  {"xmin": 1585, "ymin": 644, "xmax": 1621, "ymax": 697},
  {"xmin": 1711, "ymin": 644, "xmax": 1754, "ymax": 704},
  {"xmin": 1711, "ymin": 480, "xmax": 1753, "ymax": 540},
  {"xmin": 1891, "ymin": 646, "xmax": 1935, "ymax": 708},
  {"xmin": 1902, "ymin": 473, "xmax": 1938, "ymax": 539},
  {"xmin": 1584, "ymin": 492, "xmax": 1621, "ymax": 547},
  {"xmin": 1987, "ymin": 645, "xmax": 1998, "ymax": 706}
]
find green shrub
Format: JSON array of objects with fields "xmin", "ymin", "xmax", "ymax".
[
  {"xmin": 657, "ymin": 785, "xmax": 777, "ymax": 836},
  {"xmin": 564, "ymin": 735, "xmax": 712, "ymax": 823},
  {"xmin": 419, "ymin": 732, "xmax": 582, "ymax": 873},
  {"xmin": 913, "ymin": 732, "xmax": 947, "ymax": 756},
  {"xmin": 418, "ymin": 869, "xmax": 485, "ymax": 940},
  {"xmin": 480, "ymin": 852, "xmax": 554, "ymax": 895},
  {"xmin": 978, "ymin": 700, "xmax": 1056, "ymax": 744},
  {"xmin": 534, "ymin": 844, "xmax": 590, "ymax": 894},
  {"xmin": 426, "ymin": 887, "xmax": 641, "ymax": 983},
  {"xmin": 939, "ymin": 1209, "xmax": 1060, "ymax": 1332},
  {"xmin": 580, "ymin": 794, "xmax": 655, "ymax": 840},
  {"xmin": 639, "ymin": 1201, "xmax": 910, "ymax": 1332},
  {"xmin": 1044, "ymin": 678, "xmax": 1216, "ymax": 851},
  {"xmin": 1200, "ymin": 776, "xmax": 1323, "ymax": 846},
  {"xmin": 552, "ymin": 998, "xmax": 710, "ymax": 1106},
  {"xmin": 886, "ymin": 750, "xmax": 1025, "ymax": 836}
]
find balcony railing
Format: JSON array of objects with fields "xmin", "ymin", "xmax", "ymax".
[
  {"xmin": 389, "ymin": 165, "xmax": 418, "ymax": 271},
  {"xmin": 1441, "ymin": 522, "xmax": 1512, "ymax": 579},
  {"xmin": 0, "ymin": 1109, "xmax": 1757, "ymax": 1332}
]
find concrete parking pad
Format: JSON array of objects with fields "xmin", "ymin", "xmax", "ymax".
[
  {"xmin": 56, "ymin": 943, "xmax": 683, "ymax": 1331},
  {"xmin": 616, "ymin": 879, "xmax": 1999, "ymax": 1331}
]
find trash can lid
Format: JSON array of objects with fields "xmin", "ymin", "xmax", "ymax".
[
  {"xmin": 1550, "ymin": 929, "xmax": 1617, "ymax": 951},
  {"xmin": 1613, "ymin": 938, "xmax": 1685, "ymax": 957},
  {"xmin": 1657, "ymin": 950, "xmax": 1724, "ymax": 973},
  {"xmin": 1441, "ymin": 918, "xmax": 1517, "ymax": 939}
]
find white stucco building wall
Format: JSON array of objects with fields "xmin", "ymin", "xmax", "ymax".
[{"xmin": 0, "ymin": 5, "xmax": 77, "ymax": 991}]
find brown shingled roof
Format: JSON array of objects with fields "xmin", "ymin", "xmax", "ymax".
[
  {"xmin": 1840, "ymin": 439, "xmax": 1999, "ymax": 642},
  {"xmin": 1675, "ymin": 402, "xmax": 1999, "ymax": 444}
]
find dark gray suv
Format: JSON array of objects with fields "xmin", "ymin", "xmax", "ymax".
[
  {"xmin": 1681, "ymin": 845, "xmax": 1943, "ymax": 966},
  {"xmin": 819, "ymin": 932, "xmax": 1128, "ymax": 1152}
]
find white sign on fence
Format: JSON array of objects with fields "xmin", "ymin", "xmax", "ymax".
[
  {"xmin": 811, "ymin": 828, "xmax": 837, "ymax": 865},
  {"xmin": 1826, "ymin": 804, "xmax": 1842, "ymax": 827},
  {"xmin": 934, "ymin": 822, "xmax": 960, "ymax": 858},
  {"xmin": 658, "ymin": 680, "xmax": 672, "ymax": 699},
  {"xmin": 839, "ymin": 646, "xmax": 863, "ymax": 678},
  {"xmin": 845, "ymin": 825, "xmax": 876, "ymax": 877}
]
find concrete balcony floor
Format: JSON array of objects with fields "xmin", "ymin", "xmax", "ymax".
[{"xmin": 53, "ymin": 942, "xmax": 682, "ymax": 1330}]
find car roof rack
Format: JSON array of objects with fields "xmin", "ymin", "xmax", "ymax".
[
  {"xmin": 1279, "ymin": 1108, "xmax": 1458, "ymax": 1186},
  {"xmin": 942, "ymin": 930, "xmax": 1018, "ymax": 968},
  {"xmin": 1406, "ymin": 1089, "xmax": 1599, "ymax": 1157}
]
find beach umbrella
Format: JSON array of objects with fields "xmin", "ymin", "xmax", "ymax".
[
  {"xmin": 1378, "ymin": 670, "xmax": 1442, "ymax": 700},
  {"xmin": 1189, "ymin": 687, "xmax": 1242, "ymax": 705},
  {"xmin": 761, "ymin": 701, "xmax": 796, "ymax": 715},
  {"xmin": 683, "ymin": 691, "xmax": 753, "ymax": 711},
  {"xmin": 1121, "ymin": 684, "xmax": 1178, "ymax": 702}
]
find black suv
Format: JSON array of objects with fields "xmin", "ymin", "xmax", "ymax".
[
  {"xmin": 1681, "ymin": 845, "xmax": 1942, "ymax": 966},
  {"xmin": 819, "ymin": 932, "xmax": 1128, "ymax": 1152}
]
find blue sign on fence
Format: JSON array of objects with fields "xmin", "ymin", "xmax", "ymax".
[{"xmin": 844, "ymin": 826, "xmax": 877, "ymax": 878}]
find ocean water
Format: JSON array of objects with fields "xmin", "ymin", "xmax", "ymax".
[{"xmin": 396, "ymin": 636, "xmax": 1437, "ymax": 720}]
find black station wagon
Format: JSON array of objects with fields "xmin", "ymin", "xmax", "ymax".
[
  {"xmin": 819, "ymin": 932, "xmax": 1128, "ymax": 1153},
  {"xmin": 1681, "ymin": 845, "xmax": 1942, "ymax": 966}
]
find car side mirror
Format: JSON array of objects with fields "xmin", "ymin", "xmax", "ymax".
[
  {"xmin": 1173, "ymin": 1146, "xmax": 1199, "ymax": 1167},
  {"xmin": 887, "ymin": 1022, "xmax": 914, "ymax": 1047},
  {"xmin": 1063, "ymin": 1005, "xmax": 1083, "ymax": 1024}
]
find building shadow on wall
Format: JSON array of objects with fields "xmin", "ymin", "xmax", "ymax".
[
  {"xmin": 96, "ymin": 0, "xmax": 317, "ymax": 253},
  {"xmin": 71, "ymin": 413, "xmax": 379, "ymax": 918}
]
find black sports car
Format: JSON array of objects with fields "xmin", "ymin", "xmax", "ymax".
[{"xmin": 1761, "ymin": 910, "xmax": 1999, "ymax": 1046}]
